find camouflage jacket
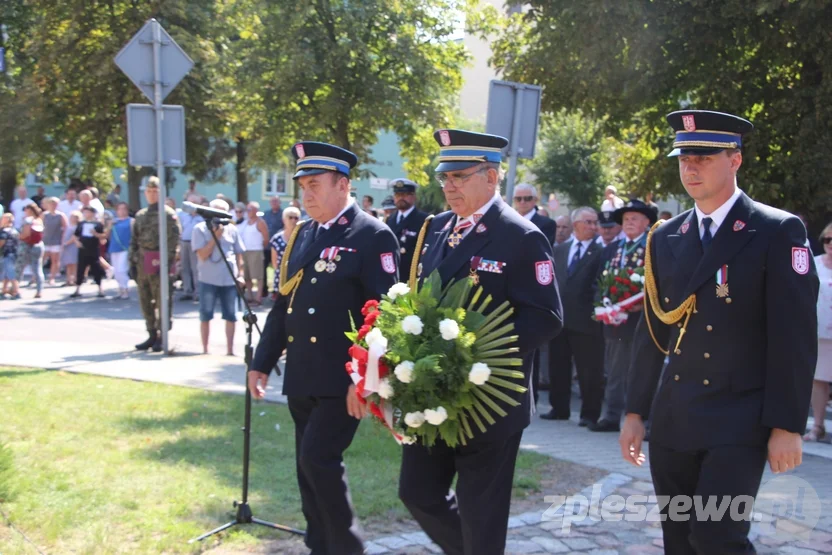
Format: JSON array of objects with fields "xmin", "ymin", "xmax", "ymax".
[{"xmin": 128, "ymin": 204, "xmax": 180, "ymax": 269}]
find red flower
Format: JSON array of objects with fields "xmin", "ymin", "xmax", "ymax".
[
  {"xmin": 630, "ymin": 285, "xmax": 639, "ymax": 293},
  {"xmin": 610, "ymin": 286, "xmax": 618, "ymax": 295},
  {"xmin": 627, "ymin": 269, "xmax": 634, "ymax": 275},
  {"xmin": 622, "ymin": 291, "xmax": 632, "ymax": 299},
  {"xmin": 356, "ymin": 324, "xmax": 372, "ymax": 342},
  {"xmin": 378, "ymin": 359, "xmax": 389, "ymax": 379},
  {"xmin": 361, "ymin": 300, "xmax": 379, "ymax": 316},
  {"xmin": 364, "ymin": 310, "xmax": 380, "ymax": 327}
]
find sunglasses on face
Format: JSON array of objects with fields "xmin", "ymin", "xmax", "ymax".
[
  {"xmin": 286, "ymin": 216, "xmax": 299, "ymax": 221},
  {"xmin": 823, "ymin": 237, "xmax": 832, "ymax": 245},
  {"xmin": 514, "ymin": 196, "xmax": 534, "ymax": 202}
]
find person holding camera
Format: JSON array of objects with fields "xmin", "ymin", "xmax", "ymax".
[{"xmin": 191, "ymin": 199, "xmax": 246, "ymax": 356}]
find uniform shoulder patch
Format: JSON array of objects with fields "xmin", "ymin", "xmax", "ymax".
[
  {"xmin": 380, "ymin": 252, "xmax": 396, "ymax": 274},
  {"xmin": 792, "ymin": 247, "xmax": 809, "ymax": 275},
  {"xmin": 535, "ymin": 260, "xmax": 554, "ymax": 285}
]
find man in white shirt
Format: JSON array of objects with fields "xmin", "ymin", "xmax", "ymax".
[
  {"xmin": 57, "ymin": 189, "xmax": 83, "ymax": 218},
  {"xmin": 10, "ymin": 187, "xmax": 34, "ymax": 230}
]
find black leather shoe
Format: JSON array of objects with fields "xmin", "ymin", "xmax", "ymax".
[
  {"xmin": 588, "ymin": 419, "xmax": 620, "ymax": 432},
  {"xmin": 152, "ymin": 337, "xmax": 163, "ymax": 352},
  {"xmin": 135, "ymin": 334, "xmax": 157, "ymax": 351},
  {"xmin": 540, "ymin": 410, "xmax": 570, "ymax": 421},
  {"xmin": 578, "ymin": 418, "xmax": 594, "ymax": 427}
]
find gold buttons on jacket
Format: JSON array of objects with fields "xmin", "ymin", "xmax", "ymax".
[
  {"xmin": 706, "ymin": 325, "xmax": 713, "ymax": 332},
  {"xmin": 287, "ymin": 308, "xmax": 293, "ymax": 314},
  {"xmin": 677, "ymin": 323, "xmax": 682, "ymax": 328},
  {"xmin": 674, "ymin": 375, "xmax": 680, "ymax": 381},
  {"xmin": 726, "ymin": 298, "xmax": 732, "ymax": 304},
  {"xmin": 704, "ymin": 353, "xmax": 710, "ymax": 359},
  {"xmin": 288, "ymin": 336, "xmax": 294, "ymax": 343},
  {"xmin": 311, "ymin": 277, "xmax": 317, "ymax": 284},
  {"xmin": 703, "ymin": 379, "xmax": 710, "ymax": 386},
  {"xmin": 310, "ymin": 337, "xmax": 317, "ymax": 343},
  {"xmin": 664, "ymin": 297, "xmax": 670, "ymax": 304},
  {"xmin": 675, "ymin": 349, "xmax": 681, "ymax": 355},
  {"xmin": 308, "ymin": 308, "xmax": 315, "ymax": 315}
]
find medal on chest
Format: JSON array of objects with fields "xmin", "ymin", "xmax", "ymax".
[
  {"xmin": 316, "ymin": 246, "xmax": 356, "ymax": 273},
  {"xmin": 715, "ymin": 265, "xmax": 729, "ymax": 298}
]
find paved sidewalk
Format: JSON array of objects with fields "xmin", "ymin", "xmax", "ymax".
[{"xmin": 3, "ymin": 282, "xmax": 832, "ymax": 554}]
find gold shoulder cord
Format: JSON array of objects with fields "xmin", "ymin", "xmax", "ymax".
[
  {"xmin": 643, "ymin": 220, "xmax": 697, "ymax": 355},
  {"xmin": 408, "ymin": 215, "xmax": 435, "ymax": 290},
  {"xmin": 278, "ymin": 220, "xmax": 310, "ymax": 310}
]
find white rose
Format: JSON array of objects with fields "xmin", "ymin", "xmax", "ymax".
[
  {"xmin": 387, "ymin": 282, "xmax": 411, "ymax": 300},
  {"xmin": 630, "ymin": 273, "xmax": 641, "ymax": 283},
  {"xmin": 394, "ymin": 361, "xmax": 415, "ymax": 383},
  {"xmin": 365, "ymin": 327, "xmax": 388, "ymax": 349},
  {"xmin": 424, "ymin": 407, "xmax": 449, "ymax": 426},
  {"xmin": 438, "ymin": 319, "xmax": 460, "ymax": 341},
  {"xmin": 401, "ymin": 315, "xmax": 424, "ymax": 335},
  {"xmin": 404, "ymin": 411, "xmax": 425, "ymax": 428},
  {"xmin": 602, "ymin": 270, "xmax": 609, "ymax": 276},
  {"xmin": 468, "ymin": 362, "xmax": 491, "ymax": 385},
  {"xmin": 378, "ymin": 378, "xmax": 394, "ymax": 399}
]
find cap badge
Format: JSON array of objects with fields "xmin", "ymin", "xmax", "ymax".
[
  {"xmin": 682, "ymin": 115, "xmax": 696, "ymax": 132},
  {"xmin": 295, "ymin": 143, "xmax": 305, "ymax": 158},
  {"xmin": 439, "ymin": 130, "xmax": 451, "ymax": 146}
]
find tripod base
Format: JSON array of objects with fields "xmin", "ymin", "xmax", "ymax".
[{"xmin": 190, "ymin": 501, "xmax": 305, "ymax": 543}]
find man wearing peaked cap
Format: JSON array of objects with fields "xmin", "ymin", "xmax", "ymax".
[
  {"xmin": 248, "ymin": 141, "xmax": 400, "ymax": 555},
  {"xmin": 596, "ymin": 209, "xmax": 623, "ymax": 248},
  {"xmin": 398, "ymin": 129, "xmax": 563, "ymax": 555},
  {"xmin": 620, "ymin": 111, "xmax": 819, "ymax": 554},
  {"xmin": 385, "ymin": 177, "xmax": 428, "ymax": 282}
]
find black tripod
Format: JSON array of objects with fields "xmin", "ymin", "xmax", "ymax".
[{"xmin": 190, "ymin": 216, "xmax": 305, "ymax": 543}]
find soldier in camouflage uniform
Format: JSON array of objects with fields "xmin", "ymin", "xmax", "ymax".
[{"xmin": 129, "ymin": 176, "xmax": 181, "ymax": 352}]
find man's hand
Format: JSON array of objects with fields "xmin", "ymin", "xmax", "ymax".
[
  {"xmin": 619, "ymin": 414, "xmax": 647, "ymax": 467},
  {"xmin": 213, "ymin": 223, "xmax": 225, "ymax": 237},
  {"xmin": 768, "ymin": 428, "xmax": 803, "ymax": 473},
  {"xmin": 346, "ymin": 384, "xmax": 368, "ymax": 419},
  {"xmin": 248, "ymin": 370, "xmax": 269, "ymax": 400}
]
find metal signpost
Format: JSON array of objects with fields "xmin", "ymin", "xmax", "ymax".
[
  {"xmin": 485, "ymin": 80, "xmax": 543, "ymax": 202},
  {"xmin": 115, "ymin": 19, "xmax": 193, "ymax": 354}
]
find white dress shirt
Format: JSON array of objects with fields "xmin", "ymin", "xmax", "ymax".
[
  {"xmin": 456, "ymin": 193, "xmax": 500, "ymax": 239},
  {"xmin": 567, "ymin": 234, "xmax": 595, "ymax": 264},
  {"xmin": 522, "ymin": 208, "xmax": 536, "ymax": 221},
  {"xmin": 694, "ymin": 186, "xmax": 743, "ymax": 240},
  {"xmin": 319, "ymin": 198, "xmax": 356, "ymax": 231},
  {"xmin": 396, "ymin": 205, "xmax": 415, "ymax": 225}
]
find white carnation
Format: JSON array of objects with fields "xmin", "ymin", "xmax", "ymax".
[
  {"xmin": 401, "ymin": 315, "xmax": 424, "ymax": 335},
  {"xmin": 630, "ymin": 273, "xmax": 642, "ymax": 283},
  {"xmin": 394, "ymin": 361, "xmax": 415, "ymax": 383},
  {"xmin": 365, "ymin": 328, "xmax": 388, "ymax": 349},
  {"xmin": 424, "ymin": 407, "xmax": 449, "ymax": 426},
  {"xmin": 400, "ymin": 435, "xmax": 416, "ymax": 445},
  {"xmin": 438, "ymin": 319, "xmax": 460, "ymax": 341},
  {"xmin": 468, "ymin": 362, "xmax": 491, "ymax": 385},
  {"xmin": 378, "ymin": 378, "xmax": 394, "ymax": 399},
  {"xmin": 404, "ymin": 411, "xmax": 425, "ymax": 428},
  {"xmin": 387, "ymin": 282, "xmax": 411, "ymax": 300}
]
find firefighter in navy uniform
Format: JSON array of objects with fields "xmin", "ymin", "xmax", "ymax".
[
  {"xmin": 385, "ymin": 178, "xmax": 428, "ymax": 281},
  {"xmin": 248, "ymin": 142, "xmax": 400, "ymax": 555},
  {"xmin": 398, "ymin": 129, "xmax": 563, "ymax": 555},
  {"xmin": 620, "ymin": 111, "xmax": 820, "ymax": 554}
]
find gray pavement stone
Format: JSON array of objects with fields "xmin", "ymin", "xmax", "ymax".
[
  {"xmin": 562, "ymin": 537, "xmax": 598, "ymax": 550},
  {"xmin": 363, "ymin": 542, "xmax": 390, "ymax": 554},
  {"xmin": 374, "ymin": 535, "xmax": 413, "ymax": 550},
  {"xmin": 505, "ymin": 539, "xmax": 547, "ymax": 554},
  {"xmin": 530, "ymin": 536, "xmax": 569, "ymax": 553},
  {"xmin": 400, "ymin": 531, "xmax": 433, "ymax": 546}
]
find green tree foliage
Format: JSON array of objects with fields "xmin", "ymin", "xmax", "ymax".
[
  {"xmin": 225, "ymin": 0, "xmax": 470, "ymax": 187},
  {"xmin": 486, "ymin": 1, "xmax": 832, "ymax": 222}
]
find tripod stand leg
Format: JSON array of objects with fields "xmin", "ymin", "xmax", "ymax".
[
  {"xmin": 251, "ymin": 517, "xmax": 306, "ymax": 535},
  {"xmin": 189, "ymin": 520, "xmax": 237, "ymax": 543}
]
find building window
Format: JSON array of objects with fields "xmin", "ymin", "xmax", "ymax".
[{"xmin": 264, "ymin": 167, "xmax": 291, "ymax": 196}]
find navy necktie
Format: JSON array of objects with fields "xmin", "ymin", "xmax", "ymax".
[
  {"xmin": 701, "ymin": 217, "xmax": 713, "ymax": 251},
  {"xmin": 568, "ymin": 242, "xmax": 582, "ymax": 276}
]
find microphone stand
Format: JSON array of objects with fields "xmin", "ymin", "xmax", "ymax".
[{"xmin": 191, "ymin": 216, "xmax": 305, "ymax": 543}]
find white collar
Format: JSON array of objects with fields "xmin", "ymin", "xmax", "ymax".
[
  {"xmin": 456, "ymin": 192, "xmax": 499, "ymax": 227},
  {"xmin": 623, "ymin": 232, "xmax": 646, "ymax": 244},
  {"xmin": 522, "ymin": 207, "xmax": 537, "ymax": 221},
  {"xmin": 571, "ymin": 233, "xmax": 593, "ymax": 248},
  {"xmin": 321, "ymin": 198, "xmax": 355, "ymax": 229},
  {"xmin": 397, "ymin": 206, "xmax": 415, "ymax": 220},
  {"xmin": 694, "ymin": 186, "xmax": 742, "ymax": 231}
]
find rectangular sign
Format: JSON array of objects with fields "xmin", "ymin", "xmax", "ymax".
[
  {"xmin": 485, "ymin": 80, "xmax": 543, "ymax": 159},
  {"xmin": 126, "ymin": 104, "xmax": 186, "ymax": 167}
]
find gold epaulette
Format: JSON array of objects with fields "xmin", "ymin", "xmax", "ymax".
[
  {"xmin": 278, "ymin": 220, "xmax": 310, "ymax": 309},
  {"xmin": 408, "ymin": 214, "xmax": 435, "ymax": 290},
  {"xmin": 643, "ymin": 220, "xmax": 697, "ymax": 355}
]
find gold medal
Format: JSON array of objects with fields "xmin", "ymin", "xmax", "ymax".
[
  {"xmin": 715, "ymin": 265, "xmax": 729, "ymax": 298},
  {"xmin": 326, "ymin": 261, "xmax": 337, "ymax": 273},
  {"xmin": 315, "ymin": 259, "xmax": 327, "ymax": 272},
  {"xmin": 469, "ymin": 267, "xmax": 480, "ymax": 285},
  {"xmin": 716, "ymin": 283, "xmax": 729, "ymax": 298}
]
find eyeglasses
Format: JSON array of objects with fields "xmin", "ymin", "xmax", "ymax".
[
  {"xmin": 435, "ymin": 166, "xmax": 489, "ymax": 188},
  {"xmin": 822, "ymin": 237, "xmax": 832, "ymax": 245},
  {"xmin": 514, "ymin": 196, "xmax": 534, "ymax": 202},
  {"xmin": 286, "ymin": 216, "xmax": 299, "ymax": 221}
]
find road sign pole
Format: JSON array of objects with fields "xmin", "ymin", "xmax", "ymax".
[
  {"xmin": 152, "ymin": 19, "xmax": 170, "ymax": 354},
  {"xmin": 505, "ymin": 84, "xmax": 525, "ymax": 202}
]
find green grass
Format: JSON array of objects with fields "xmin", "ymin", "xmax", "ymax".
[{"xmin": 0, "ymin": 367, "xmax": 552, "ymax": 554}]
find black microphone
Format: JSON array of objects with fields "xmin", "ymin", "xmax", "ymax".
[{"xmin": 182, "ymin": 201, "xmax": 232, "ymax": 221}]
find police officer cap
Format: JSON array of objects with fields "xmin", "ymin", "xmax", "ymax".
[
  {"xmin": 666, "ymin": 110, "xmax": 754, "ymax": 157},
  {"xmin": 390, "ymin": 178, "xmax": 418, "ymax": 194},
  {"xmin": 597, "ymin": 210, "xmax": 616, "ymax": 228},
  {"xmin": 433, "ymin": 129, "xmax": 508, "ymax": 172},
  {"xmin": 613, "ymin": 199, "xmax": 658, "ymax": 225},
  {"xmin": 291, "ymin": 141, "xmax": 358, "ymax": 179},
  {"xmin": 145, "ymin": 176, "xmax": 160, "ymax": 189},
  {"xmin": 381, "ymin": 196, "xmax": 396, "ymax": 210}
]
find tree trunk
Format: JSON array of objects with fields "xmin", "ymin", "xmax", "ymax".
[
  {"xmin": 0, "ymin": 163, "xmax": 17, "ymax": 212},
  {"xmin": 236, "ymin": 137, "xmax": 248, "ymax": 203}
]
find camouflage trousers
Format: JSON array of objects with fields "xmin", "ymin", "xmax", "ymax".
[{"xmin": 136, "ymin": 271, "xmax": 174, "ymax": 334}]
